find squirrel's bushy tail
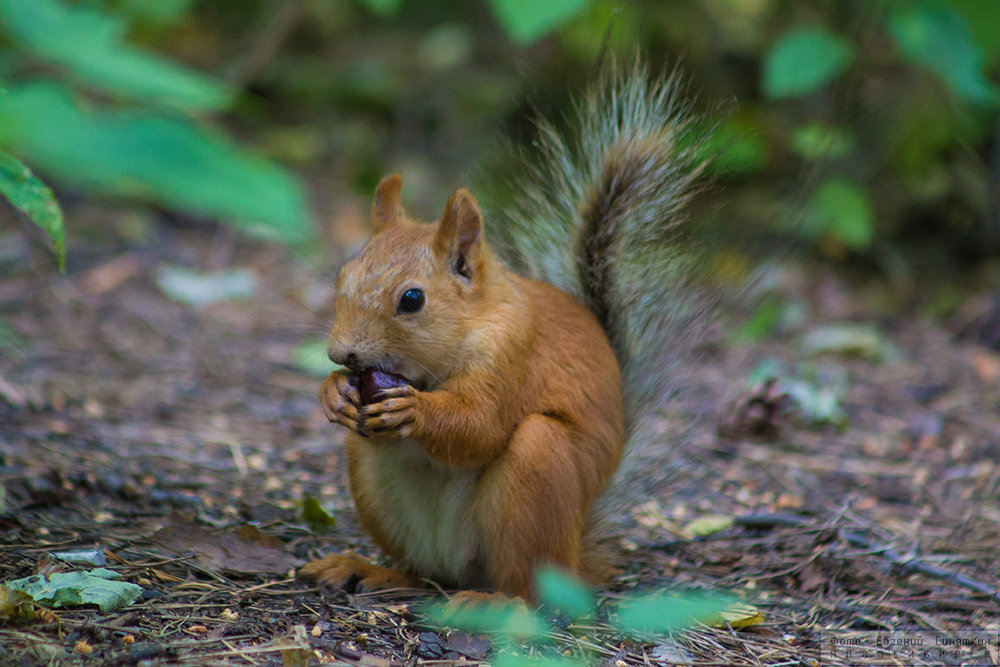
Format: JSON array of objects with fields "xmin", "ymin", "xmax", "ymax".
[{"xmin": 480, "ymin": 57, "xmax": 714, "ymax": 441}]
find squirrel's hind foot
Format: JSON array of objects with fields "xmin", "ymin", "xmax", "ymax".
[{"xmin": 300, "ymin": 552, "xmax": 418, "ymax": 593}]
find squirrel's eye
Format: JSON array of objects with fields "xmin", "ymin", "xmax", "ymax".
[{"xmin": 397, "ymin": 288, "xmax": 425, "ymax": 314}]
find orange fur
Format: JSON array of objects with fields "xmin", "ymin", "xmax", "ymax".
[{"xmin": 304, "ymin": 174, "xmax": 624, "ymax": 599}]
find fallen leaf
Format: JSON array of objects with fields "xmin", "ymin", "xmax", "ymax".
[
  {"xmin": 275, "ymin": 625, "xmax": 311, "ymax": 667},
  {"xmin": 683, "ymin": 515, "xmax": 734, "ymax": 537},
  {"xmin": 300, "ymin": 496, "xmax": 337, "ymax": 533},
  {"xmin": 4, "ymin": 568, "xmax": 143, "ymax": 612},
  {"xmin": 51, "ymin": 547, "xmax": 107, "ymax": 567},
  {"xmin": 153, "ymin": 520, "xmax": 303, "ymax": 574},
  {"xmin": 0, "ymin": 584, "xmax": 41, "ymax": 623},
  {"xmin": 704, "ymin": 601, "xmax": 766, "ymax": 629}
]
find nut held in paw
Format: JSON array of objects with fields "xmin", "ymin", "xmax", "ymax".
[{"xmin": 359, "ymin": 368, "xmax": 409, "ymax": 405}]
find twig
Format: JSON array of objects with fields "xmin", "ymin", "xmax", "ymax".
[{"xmin": 838, "ymin": 528, "xmax": 1000, "ymax": 606}]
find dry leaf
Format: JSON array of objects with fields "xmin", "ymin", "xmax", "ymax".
[{"xmin": 705, "ymin": 602, "xmax": 766, "ymax": 629}]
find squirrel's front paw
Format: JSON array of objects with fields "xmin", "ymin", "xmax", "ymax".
[
  {"xmin": 360, "ymin": 385, "xmax": 418, "ymax": 438},
  {"xmin": 318, "ymin": 371, "xmax": 365, "ymax": 434}
]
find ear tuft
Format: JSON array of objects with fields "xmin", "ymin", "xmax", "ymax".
[
  {"xmin": 435, "ymin": 188, "xmax": 483, "ymax": 280},
  {"xmin": 372, "ymin": 173, "xmax": 404, "ymax": 232}
]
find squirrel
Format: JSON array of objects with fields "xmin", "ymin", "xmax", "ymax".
[{"xmin": 300, "ymin": 59, "xmax": 710, "ymax": 600}]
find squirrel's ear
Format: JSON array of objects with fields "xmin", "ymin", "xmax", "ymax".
[
  {"xmin": 435, "ymin": 188, "xmax": 483, "ymax": 281},
  {"xmin": 372, "ymin": 173, "xmax": 404, "ymax": 232}
]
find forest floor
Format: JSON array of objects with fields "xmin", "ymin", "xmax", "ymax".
[{"xmin": 1, "ymin": 198, "xmax": 999, "ymax": 666}]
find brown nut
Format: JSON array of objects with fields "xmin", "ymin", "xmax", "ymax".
[{"xmin": 359, "ymin": 368, "xmax": 409, "ymax": 405}]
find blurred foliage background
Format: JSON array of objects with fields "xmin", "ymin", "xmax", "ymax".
[{"xmin": 1, "ymin": 0, "xmax": 998, "ymax": 294}]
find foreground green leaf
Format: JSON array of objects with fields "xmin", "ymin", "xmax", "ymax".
[
  {"xmin": 0, "ymin": 0, "xmax": 230, "ymax": 111},
  {"xmin": 805, "ymin": 179, "xmax": 874, "ymax": 250},
  {"xmin": 535, "ymin": 566, "xmax": 594, "ymax": 620},
  {"xmin": 615, "ymin": 591, "xmax": 735, "ymax": 634},
  {"xmin": 488, "ymin": 0, "xmax": 589, "ymax": 45},
  {"xmin": 763, "ymin": 26, "xmax": 854, "ymax": 99},
  {"xmin": 889, "ymin": 5, "xmax": 1000, "ymax": 107},
  {"xmin": 0, "ymin": 83, "xmax": 311, "ymax": 243},
  {"xmin": 5, "ymin": 568, "xmax": 143, "ymax": 612},
  {"xmin": 425, "ymin": 598, "xmax": 550, "ymax": 641},
  {"xmin": 0, "ymin": 150, "xmax": 65, "ymax": 271}
]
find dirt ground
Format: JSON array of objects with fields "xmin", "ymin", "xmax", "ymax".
[{"xmin": 1, "ymin": 197, "xmax": 999, "ymax": 666}]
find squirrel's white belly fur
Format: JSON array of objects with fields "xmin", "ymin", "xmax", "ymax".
[{"xmin": 359, "ymin": 438, "xmax": 480, "ymax": 585}]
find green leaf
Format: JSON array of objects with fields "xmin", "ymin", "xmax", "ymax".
[
  {"xmin": 889, "ymin": 4, "xmax": 1000, "ymax": 107},
  {"xmin": 695, "ymin": 116, "xmax": 768, "ymax": 176},
  {"xmin": 616, "ymin": 591, "xmax": 735, "ymax": 634},
  {"xmin": 801, "ymin": 323, "xmax": 897, "ymax": 362},
  {"xmin": 0, "ymin": 0, "xmax": 231, "ymax": 111},
  {"xmin": 790, "ymin": 123, "xmax": 856, "ymax": 160},
  {"xmin": 0, "ymin": 584, "xmax": 41, "ymax": 622},
  {"xmin": 534, "ymin": 566, "xmax": 594, "ymax": 620},
  {"xmin": 682, "ymin": 515, "xmax": 734, "ymax": 537},
  {"xmin": 300, "ymin": 496, "xmax": 337, "ymax": 533},
  {"xmin": 0, "ymin": 83, "xmax": 312, "ymax": 243},
  {"xmin": 114, "ymin": 0, "xmax": 194, "ymax": 27},
  {"xmin": 805, "ymin": 179, "xmax": 874, "ymax": 250},
  {"xmin": 0, "ymin": 150, "xmax": 64, "ymax": 271},
  {"xmin": 5, "ymin": 568, "xmax": 143, "ymax": 612},
  {"xmin": 762, "ymin": 26, "xmax": 854, "ymax": 99},
  {"xmin": 154, "ymin": 265, "xmax": 258, "ymax": 307},
  {"xmin": 0, "ymin": 317, "xmax": 27, "ymax": 361},
  {"xmin": 293, "ymin": 340, "xmax": 338, "ymax": 378},
  {"xmin": 358, "ymin": 0, "xmax": 403, "ymax": 18},
  {"xmin": 488, "ymin": 0, "xmax": 590, "ymax": 45},
  {"xmin": 425, "ymin": 599, "xmax": 550, "ymax": 640}
]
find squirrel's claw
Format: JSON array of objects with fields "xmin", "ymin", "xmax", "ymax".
[
  {"xmin": 360, "ymin": 393, "xmax": 417, "ymax": 437},
  {"xmin": 319, "ymin": 371, "xmax": 366, "ymax": 434}
]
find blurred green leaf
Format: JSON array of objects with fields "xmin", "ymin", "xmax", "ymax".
[
  {"xmin": 488, "ymin": 0, "xmax": 590, "ymax": 45},
  {"xmin": 154, "ymin": 265, "xmax": 258, "ymax": 307},
  {"xmin": 535, "ymin": 566, "xmax": 594, "ymax": 620},
  {"xmin": 0, "ymin": 0, "xmax": 231, "ymax": 111},
  {"xmin": 0, "ymin": 150, "xmax": 65, "ymax": 272},
  {"xmin": 790, "ymin": 123, "xmax": 856, "ymax": 160},
  {"xmin": 5, "ymin": 568, "xmax": 143, "ymax": 612},
  {"xmin": 697, "ymin": 116, "xmax": 768, "ymax": 176},
  {"xmin": 737, "ymin": 297, "xmax": 785, "ymax": 342},
  {"xmin": 425, "ymin": 598, "xmax": 550, "ymax": 640},
  {"xmin": 762, "ymin": 26, "xmax": 853, "ymax": 98},
  {"xmin": 683, "ymin": 515, "xmax": 734, "ymax": 537},
  {"xmin": 293, "ymin": 340, "xmax": 338, "ymax": 378},
  {"xmin": 805, "ymin": 179, "xmax": 874, "ymax": 250},
  {"xmin": 0, "ymin": 317, "xmax": 27, "ymax": 362},
  {"xmin": 616, "ymin": 591, "xmax": 734, "ymax": 634},
  {"xmin": 801, "ymin": 323, "xmax": 898, "ymax": 362},
  {"xmin": 358, "ymin": 0, "xmax": 402, "ymax": 18},
  {"xmin": 950, "ymin": 0, "xmax": 1000, "ymax": 66},
  {"xmin": 113, "ymin": 0, "xmax": 194, "ymax": 26},
  {"xmin": 783, "ymin": 378, "xmax": 846, "ymax": 426},
  {"xmin": 889, "ymin": 4, "xmax": 1000, "ymax": 107},
  {"xmin": 0, "ymin": 83, "xmax": 311, "ymax": 242},
  {"xmin": 300, "ymin": 496, "xmax": 337, "ymax": 533}
]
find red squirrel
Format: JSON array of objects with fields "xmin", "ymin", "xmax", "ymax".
[{"xmin": 301, "ymin": 61, "xmax": 708, "ymax": 599}]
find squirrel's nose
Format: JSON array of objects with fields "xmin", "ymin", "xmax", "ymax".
[{"xmin": 329, "ymin": 347, "xmax": 360, "ymax": 371}]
